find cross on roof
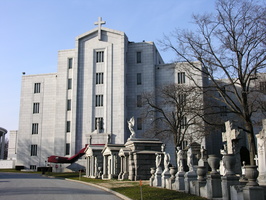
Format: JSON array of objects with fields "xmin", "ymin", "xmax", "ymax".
[{"xmin": 94, "ymin": 17, "xmax": 106, "ymax": 41}]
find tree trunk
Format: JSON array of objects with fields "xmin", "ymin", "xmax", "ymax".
[{"xmin": 245, "ymin": 120, "xmax": 256, "ymax": 165}]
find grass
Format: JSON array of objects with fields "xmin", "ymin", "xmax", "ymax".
[{"xmin": 0, "ymin": 169, "xmax": 206, "ymax": 200}]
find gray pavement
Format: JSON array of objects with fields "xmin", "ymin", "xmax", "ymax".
[{"xmin": 0, "ymin": 172, "xmax": 122, "ymax": 200}]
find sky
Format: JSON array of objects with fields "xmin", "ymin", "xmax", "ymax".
[{"xmin": 0, "ymin": 0, "xmax": 216, "ymax": 137}]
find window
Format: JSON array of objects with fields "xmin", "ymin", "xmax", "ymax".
[
  {"xmin": 137, "ymin": 73, "xmax": 142, "ymax": 85},
  {"xmin": 32, "ymin": 123, "xmax": 39, "ymax": 134},
  {"xmin": 68, "ymin": 58, "xmax": 73, "ymax": 69},
  {"xmin": 260, "ymin": 82, "xmax": 266, "ymax": 93},
  {"xmin": 95, "ymin": 117, "xmax": 103, "ymax": 130},
  {"xmin": 31, "ymin": 145, "xmax": 37, "ymax": 156},
  {"xmin": 178, "ymin": 94, "xmax": 186, "ymax": 105},
  {"xmin": 30, "ymin": 165, "xmax": 37, "ymax": 170},
  {"xmin": 96, "ymin": 95, "xmax": 103, "ymax": 107},
  {"xmin": 220, "ymin": 106, "xmax": 227, "ymax": 116},
  {"xmin": 181, "ymin": 117, "xmax": 187, "ymax": 129},
  {"xmin": 178, "ymin": 72, "xmax": 186, "ymax": 84},
  {"xmin": 65, "ymin": 143, "xmax": 70, "ymax": 155},
  {"xmin": 96, "ymin": 51, "xmax": 104, "ymax": 63},
  {"xmin": 34, "ymin": 83, "xmax": 41, "ymax": 93},
  {"xmin": 67, "ymin": 99, "xmax": 71, "ymax": 111},
  {"xmin": 96, "ymin": 73, "xmax": 104, "ymax": 84},
  {"xmin": 68, "ymin": 79, "xmax": 72, "ymax": 89},
  {"xmin": 137, "ymin": 52, "xmax": 141, "ymax": 63},
  {"xmin": 137, "ymin": 95, "xmax": 142, "ymax": 107},
  {"xmin": 66, "ymin": 121, "xmax": 71, "ymax": 132},
  {"xmin": 137, "ymin": 118, "xmax": 142, "ymax": 130},
  {"xmin": 33, "ymin": 103, "xmax": 40, "ymax": 114}
]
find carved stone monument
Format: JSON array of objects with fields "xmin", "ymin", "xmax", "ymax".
[
  {"xmin": 222, "ymin": 121, "xmax": 241, "ymax": 174},
  {"xmin": 127, "ymin": 117, "xmax": 136, "ymax": 140},
  {"xmin": 256, "ymin": 119, "xmax": 266, "ymax": 185},
  {"xmin": 162, "ymin": 152, "xmax": 171, "ymax": 188}
]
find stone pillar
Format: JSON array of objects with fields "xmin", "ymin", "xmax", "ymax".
[
  {"xmin": 175, "ymin": 171, "xmax": 185, "ymax": 190},
  {"xmin": 122, "ymin": 155, "xmax": 129, "ymax": 180},
  {"xmin": 207, "ymin": 174, "xmax": 222, "ymax": 199},
  {"xmin": 128, "ymin": 153, "xmax": 134, "ymax": 181},
  {"xmin": 118, "ymin": 156, "xmax": 123, "ymax": 180},
  {"xmin": 184, "ymin": 171, "xmax": 197, "ymax": 193},
  {"xmin": 86, "ymin": 156, "xmax": 89, "ymax": 177},
  {"xmin": 102, "ymin": 155, "xmax": 108, "ymax": 179},
  {"xmin": 243, "ymin": 186, "xmax": 265, "ymax": 200}
]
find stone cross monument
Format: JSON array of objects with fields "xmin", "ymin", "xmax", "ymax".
[
  {"xmin": 222, "ymin": 121, "xmax": 240, "ymax": 154},
  {"xmin": 221, "ymin": 121, "xmax": 241, "ymax": 174}
]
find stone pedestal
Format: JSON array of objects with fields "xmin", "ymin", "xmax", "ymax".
[
  {"xmin": 195, "ymin": 181, "xmax": 207, "ymax": 198},
  {"xmin": 221, "ymin": 176, "xmax": 239, "ymax": 200},
  {"xmin": 162, "ymin": 169, "xmax": 171, "ymax": 188},
  {"xmin": 243, "ymin": 186, "xmax": 265, "ymax": 200},
  {"xmin": 154, "ymin": 167, "xmax": 162, "ymax": 187},
  {"xmin": 184, "ymin": 171, "xmax": 197, "ymax": 193},
  {"xmin": 175, "ymin": 171, "xmax": 185, "ymax": 190},
  {"xmin": 207, "ymin": 174, "xmax": 222, "ymax": 199}
]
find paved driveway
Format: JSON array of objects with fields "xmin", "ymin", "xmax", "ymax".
[{"xmin": 0, "ymin": 172, "xmax": 122, "ymax": 200}]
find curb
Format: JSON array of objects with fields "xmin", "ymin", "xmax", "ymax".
[{"xmin": 65, "ymin": 178, "xmax": 132, "ymax": 200}]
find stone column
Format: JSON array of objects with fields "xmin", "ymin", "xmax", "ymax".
[
  {"xmin": 102, "ymin": 155, "xmax": 108, "ymax": 179},
  {"xmin": 207, "ymin": 174, "xmax": 222, "ymax": 199},
  {"xmin": 122, "ymin": 155, "xmax": 129, "ymax": 179},
  {"xmin": 118, "ymin": 156, "xmax": 124, "ymax": 180}
]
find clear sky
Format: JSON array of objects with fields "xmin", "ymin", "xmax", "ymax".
[{"xmin": 0, "ymin": 0, "xmax": 216, "ymax": 136}]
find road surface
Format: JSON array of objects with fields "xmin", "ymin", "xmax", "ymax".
[{"xmin": 0, "ymin": 172, "xmax": 122, "ymax": 200}]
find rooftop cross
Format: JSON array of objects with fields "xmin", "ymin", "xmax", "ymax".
[{"xmin": 94, "ymin": 17, "xmax": 106, "ymax": 41}]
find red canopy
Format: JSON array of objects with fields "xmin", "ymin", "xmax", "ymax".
[{"xmin": 47, "ymin": 145, "xmax": 87, "ymax": 163}]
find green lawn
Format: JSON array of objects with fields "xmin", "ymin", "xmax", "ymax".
[{"xmin": 0, "ymin": 170, "xmax": 206, "ymax": 200}]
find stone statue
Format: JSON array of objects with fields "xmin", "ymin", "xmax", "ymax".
[
  {"xmin": 161, "ymin": 144, "xmax": 165, "ymax": 152},
  {"xmin": 164, "ymin": 153, "xmax": 170, "ymax": 170},
  {"xmin": 155, "ymin": 153, "xmax": 162, "ymax": 168},
  {"xmin": 187, "ymin": 146, "xmax": 193, "ymax": 171},
  {"xmin": 200, "ymin": 146, "xmax": 207, "ymax": 161},
  {"xmin": 127, "ymin": 117, "xmax": 136, "ymax": 139},
  {"xmin": 176, "ymin": 146, "xmax": 184, "ymax": 172}
]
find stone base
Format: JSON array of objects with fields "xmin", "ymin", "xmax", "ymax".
[
  {"xmin": 207, "ymin": 174, "xmax": 222, "ymax": 199},
  {"xmin": 162, "ymin": 170, "xmax": 170, "ymax": 188},
  {"xmin": 221, "ymin": 176, "xmax": 239, "ymax": 200},
  {"xmin": 154, "ymin": 173, "xmax": 162, "ymax": 187},
  {"xmin": 184, "ymin": 171, "xmax": 197, "ymax": 193},
  {"xmin": 243, "ymin": 186, "xmax": 265, "ymax": 200},
  {"xmin": 174, "ymin": 171, "xmax": 185, "ymax": 190}
]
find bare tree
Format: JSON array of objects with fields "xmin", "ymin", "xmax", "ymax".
[
  {"xmin": 143, "ymin": 84, "xmax": 206, "ymax": 150},
  {"xmin": 160, "ymin": 0, "xmax": 266, "ymax": 164}
]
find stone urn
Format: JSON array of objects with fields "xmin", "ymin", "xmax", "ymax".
[
  {"xmin": 150, "ymin": 167, "xmax": 155, "ymax": 179},
  {"xmin": 207, "ymin": 154, "xmax": 220, "ymax": 175},
  {"xmin": 244, "ymin": 165, "xmax": 259, "ymax": 186},
  {"xmin": 222, "ymin": 154, "xmax": 235, "ymax": 176},
  {"xmin": 197, "ymin": 166, "xmax": 207, "ymax": 181},
  {"xmin": 169, "ymin": 167, "xmax": 177, "ymax": 180}
]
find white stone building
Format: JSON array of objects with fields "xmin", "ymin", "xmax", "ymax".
[{"xmin": 9, "ymin": 18, "xmax": 176, "ymax": 169}]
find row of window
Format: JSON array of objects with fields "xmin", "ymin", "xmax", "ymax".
[
  {"xmin": 34, "ymin": 71, "xmax": 186, "ymax": 94},
  {"xmin": 30, "ymin": 143, "xmax": 70, "ymax": 156},
  {"xmin": 95, "ymin": 51, "xmax": 143, "ymax": 64}
]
